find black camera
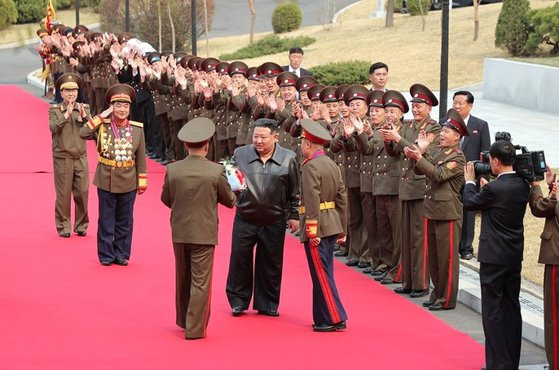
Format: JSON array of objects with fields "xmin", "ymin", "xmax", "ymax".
[{"xmin": 472, "ymin": 132, "xmax": 547, "ymax": 182}]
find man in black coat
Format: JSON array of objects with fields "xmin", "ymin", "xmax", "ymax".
[
  {"xmin": 463, "ymin": 140, "xmax": 530, "ymax": 370},
  {"xmin": 282, "ymin": 47, "xmax": 313, "ymax": 77},
  {"xmin": 453, "ymin": 90, "xmax": 491, "ymax": 260}
]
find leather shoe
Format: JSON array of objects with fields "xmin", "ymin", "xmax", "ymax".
[
  {"xmin": 357, "ymin": 261, "xmax": 371, "ymax": 268},
  {"xmin": 362, "ymin": 266, "xmax": 375, "ymax": 274},
  {"xmin": 371, "ymin": 264, "xmax": 388, "ymax": 276},
  {"xmin": 422, "ymin": 301, "xmax": 435, "ymax": 308},
  {"xmin": 334, "ymin": 250, "xmax": 348, "ymax": 257},
  {"xmin": 76, "ymin": 230, "xmax": 87, "ymax": 237},
  {"xmin": 461, "ymin": 252, "xmax": 474, "ymax": 260},
  {"xmin": 258, "ymin": 309, "xmax": 279, "ymax": 317},
  {"xmin": 100, "ymin": 261, "xmax": 112, "ymax": 266},
  {"xmin": 313, "ymin": 321, "xmax": 346, "ymax": 332},
  {"xmin": 232, "ymin": 306, "xmax": 244, "ymax": 316},
  {"xmin": 345, "ymin": 260, "xmax": 359, "ymax": 267},
  {"xmin": 114, "ymin": 259, "xmax": 128, "ymax": 266},
  {"xmin": 59, "ymin": 232, "xmax": 70, "ymax": 238},
  {"xmin": 429, "ymin": 303, "xmax": 454, "ymax": 311},
  {"xmin": 333, "ymin": 244, "xmax": 340, "ymax": 252},
  {"xmin": 373, "ymin": 271, "xmax": 389, "ymax": 281},
  {"xmin": 410, "ymin": 289, "xmax": 429, "ymax": 298},
  {"xmin": 394, "ymin": 287, "xmax": 412, "ymax": 294},
  {"xmin": 333, "ymin": 321, "xmax": 346, "ymax": 330},
  {"xmin": 380, "ymin": 276, "xmax": 396, "ymax": 284}
]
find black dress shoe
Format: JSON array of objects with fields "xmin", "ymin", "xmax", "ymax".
[
  {"xmin": 373, "ymin": 271, "xmax": 389, "ymax": 281},
  {"xmin": 333, "ymin": 244, "xmax": 340, "ymax": 252},
  {"xmin": 422, "ymin": 301, "xmax": 435, "ymax": 308},
  {"xmin": 394, "ymin": 287, "xmax": 412, "ymax": 294},
  {"xmin": 460, "ymin": 252, "xmax": 474, "ymax": 260},
  {"xmin": 114, "ymin": 259, "xmax": 128, "ymax": 266},
  {"xmin": 357, "ymin": 261, "xmax": 371, "ymax": 268},
  {"xmin": 410, "ymin": 289, "xmax": 429, "ymax": 298},
  {"xmin": 380, "ymin": 277, "xmax": 396, "ymax": 285},
  {"xmin": 257, "ymin": 309, "xmax": 279, "ymax": 317},
  {"xmin": 362, "ymin": 266, "xmax": 375, "ymax": 274},
  {"xmin": 100, "ymin": 261, "xmax": 112, "ymax": 266},
  {"xmin": 76, "ymin": 230, "xmax": 87, "ymax": 237},
  {"xmin": 313, "ymin": 323, "xmax": 335, "ymax": 332},
  {"xmin": 59, "ymin": 232, "xmax": 70, "ymax": 238},
  {"xmin": 429, "ymin": 303, "xmax": 454, "ymax": 311},
  {"xmin": 332, "ymin": 321, "xmax": 346, "ymax": 330},
  {"xmin": 345, "ymin": 260, "xmax": 359, "ymax": 267},
  {"xmin": 232, "ymin": 306, "xmax": 245, "ymax": 316},
  {"xmin": 334, "ymin": 250, "xmax": 348, "ymax": 257},
  {"xmin": 371, "ymin": 264, "xmax": 388, "ymax": 276}
]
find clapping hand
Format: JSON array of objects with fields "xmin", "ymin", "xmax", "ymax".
[
  {"xmin": 464, "ymin": 162, "xmax": 476, "ymax": 183},
  {"xmin": 403, "ymin": 144, "xmax": 422, "ymax": 161},
  {"xmin": 416, "ymin": 130, "xmax": 431, "ymax": 154},
  {"xmin": 349, "ymin": 115, "xmax": 364, "ymax": 135},
  {"xmin": 545, "ymin": 166, "xmax": 556, "ymax": 188},
  {"xmin": 379, "ymin": 124, "xmax": 401, "ymax": 143},
  {"xmin": 275, "ymin": 96, "xmax": 285, "ymax": 112},
  {"xmin": 342, "ymin": 118, "xmax": 355, "ymax": 138}
]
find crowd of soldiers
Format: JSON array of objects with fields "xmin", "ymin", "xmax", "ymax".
[{"xmin": 37, "ymin": 23, "xmax": 473, "ymax": 309}]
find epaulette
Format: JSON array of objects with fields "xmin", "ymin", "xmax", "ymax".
[
  {"xmin": 49, "ymin": 104, "xmax": 59, "ymax": 109},
  {"xmin": 82, "ymin": 103, "xmax": 90, "ymax": 108},
  {"xmin": 130, "ymin": 120, "xmax": 144, "ymax": 128}
]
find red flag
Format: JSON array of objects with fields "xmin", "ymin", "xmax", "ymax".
[{"xmin": 46, "ymin": 0, "xmax": 56, "ymax": 33}]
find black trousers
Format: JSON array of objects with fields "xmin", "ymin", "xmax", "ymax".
[
  {"xmin": 304, "ymin": 235, "xmax": 347, "ymax": 326},
  {"xmin": 479, "ymin": 262, "xmax": 522, "ymax": 370},
  {"xmin": 226, "ymin": 214, "xmax": 287, "ymax": 311},
  {"xmin": 97, "ymin": 188, "xmax": 136, "ymax": 263},
  {"xmin": 459, "ymin": 207, "xmax": 475, "ymax": 255}
]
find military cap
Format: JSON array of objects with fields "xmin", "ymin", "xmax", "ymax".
[
  {"xmin": 73, "ymin": 25, "xmax": 89, "ymax": 35},
  {"xmin": 276, "ymin": 71, "xmax": 298, "ymax": 87},
  {"xmin": 443, "ymin": 109, "xmax": 469, "ymax": 137},
  {"xmin": 187, "ymin": 56, "xmax": 202, "ymax": 70},
  {"xmin": 62, "ymin": 27, "xmax": 74, "ymax": 37},
  {"xmin": 174, "ymin": 52, "xmax": 190, "ymax": 64},
  {"xmin": 36, "ymin": 28, "xmax": 49, "ymax": 38},
  {"xmin": 410, "ymin": 83, "xmax": 438, "ymax": 106},
  {"xmin": 295, "ymin": 76, "xmax": 318, "ymax": 92},
  {"xmin": 335, "ymin": 84, "xmax": 350, "ymax": 101},
  {"xmin": 258, "ymin": 62, "xmax": 282, "ymax": 78},
  {"xmin": 307, "ymin": 84, "xmax": 325, "ymax": 101},
  {"xmin": 228, "ymin": 61, "xmax": 249, "ymax": 76},
  {"xmin": 246, "ymin": 67, "xmax": 260, "ymax": 81},
  {"xmin": 55, "ymin": 73, "xmax": 82, "ymax": 91},
  {"xmin": 343, "ymin": 84, "xmax": 369, "ymax": 104},
  {"xmin": 215, "ymin": 61, "xmax": 230, "ymax": 75},
  {"xmin": 118, "ymin": 32, "xmax": 133, "ymax": 44},
  {"xmin": 178, "ymin": 55, "xmax": 193, "ymax": 68},
  {"xmin": 88, "ymin": 32, "xmax": 102, "ymax": 42},
  {"xmin": 300, "ymin": 119, "xmax": 331, "ymax": 145},
  {"xmin": 161, "ymin": 50, "xmax": 173, "ymax": 58},
  {"xmin": 319, "ymin": 86, "xmax": 338, "ymax": 103},
  {"xmin": 72, "ymin": 41, "xmax": 85, "ymax": 51},
  {"xmin": 146, "ymin": 52, "xmax": 162, "ymax": 64},
  {"xmin": 367, "ymin": 90, "xmax": 384, "ymax": 108},
  {"xmin": 178, "ymin": 117, "xmax": 216, "ymax": 144},
  {"xmin": 194, "ymin": 57, "xmax": 205, "ymax": 71},
  {"xmin": 200, "ymin": 57, "xmax": 220, "ymax": 72},
  {"xmin": 51, "ymin": 24, "xmax": 65, "ymax": 34},
  {"xmin": 382, "ymin": 90, "xmax": 409, "ymax": 113},
  {"xmin": 105, "ymin": 84, "xmax": 135, "ymax": 104}
]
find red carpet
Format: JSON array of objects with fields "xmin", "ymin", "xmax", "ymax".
[{"xmin": 0, "ymin": 85, "xmax": 484, "ymax": 369}]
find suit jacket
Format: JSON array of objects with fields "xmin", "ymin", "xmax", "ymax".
[
  {"xmin": 281, "ymin": 65, "xmax": 313, "ymax": 77},
  {"xmin": 528, "ymin": 184, "xmax": 559, "ymax": 265},
  {"xmin": 161, "ymin": 155, "xmax": 236, "ymax": 245},
  {"xmin": 461, "ymin": 115, "xmax": 490, "ymax": 162},
  {"xmin": 300, "ymin": 153, "xmax": 347, "ymax": 242},
  {"xmin": 463, "ymin": 173, "xmax": 530, "ymax": 265}
]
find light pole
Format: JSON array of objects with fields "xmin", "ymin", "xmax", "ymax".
[
  {"xmin": 191, "ymin": 0, "xmax": 197, "ymax": 56},
  {"xmin": 75, "ymin": 0, "xmax": 80, "ymax": 26},
  {"xmin": 439, "ymin": 0, "xmax": 450, "ymax": 121},
  {"xmin": 125, "ymin": 0, "xmax": 130, "ymax": 32}
]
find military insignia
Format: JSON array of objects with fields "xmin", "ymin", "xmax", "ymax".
[
  {"xmin": 414, "ymin": 94, "xmax": 418, "ymax": 98},
  {"xmin": 328, "ymin": 94, "xmax": 333, "ymax": 98},
  {"xmin": 445, "ymin": 148, "xmax": 453, "ymax": 155},
  {"xmin": 473, "ymin": 130, "xmax": 478, "ymax": 134},
  {"xmin": 284, "ymin": 79, "xmax": 288, "ymax": 83},
  {"xmin": 303, "ymin": 83, "xmax": 308, "ymax": 88},
  {"xmin": 235, "ymin": 67, "xmax": 239, "ymax": 71},
  {"xmin": 388, "ymin": 99, "xmax": 393, "ymax": 103},
  {"xmin": 68, "ymin": 75, "xmax": 73, "ymax": 80},
  {"xmin": 373, "ymin": 99, "xmax": 378, "ymax": 103},
  {"xmin": 446, "ymin": 161, "xmax": 457, "ymax": 169},
  {"xmin": 437, "ymin": 161, "xmax": 443, "ymax": 165},
  {"xmin": 353, "ymin": 93, "xmax": 357, "ymax": 97},
  {"xmin": 267, "ymin": 69, "xmax": 272, "ymax": 74}
]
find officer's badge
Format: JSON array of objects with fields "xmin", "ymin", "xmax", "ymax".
[{"xmin": 446, "ymin": 161, "xmax": 457, "ymax": 169}]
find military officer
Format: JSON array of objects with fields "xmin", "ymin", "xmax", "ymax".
[
  {"xmin": 404, "ymin": 109, "xmax": 467, "ymax": 310},
  {"xmin": 80, "ymin": 84, "xmax": 147, "ymax": 266},
  {"xmin": 299, "ymin": 118, "xmax": 348, "ymax": 332},
  {"xmin": 49, "ymin": 73, "xmax": 91, "ymax": 237},
  {"xmin": 380, "ymin": 84, "xmax": 441, "ymax": 298},
  {"xmin": 161, "ymin": 117, "xmax": 236, "ymax": 339}
]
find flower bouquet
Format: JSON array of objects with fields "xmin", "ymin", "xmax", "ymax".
[{"xmin": 219, "ymin": 157, "xmax": 247, "ymax": 192}]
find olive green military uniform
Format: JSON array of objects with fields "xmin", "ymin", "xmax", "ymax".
[
  {"xmin": 49, "ymin": 102, "xmax": 91, "ymax": 236},
  {"xmin": 415, "ymin": 144, "xmax": 465, "ymax": 308}
]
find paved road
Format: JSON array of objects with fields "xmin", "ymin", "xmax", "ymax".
[{"xmin": 209, "ymin": 0, "xmax": 359, "ymax": 38}]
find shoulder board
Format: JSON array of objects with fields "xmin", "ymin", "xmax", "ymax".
[
  {"xmin": 82, "ymin": 103, "xmax": 90, "ymax": 108},
  {"xmin": 49, "ymin": 104, "xmax": 59, "ymax": 109},
  {"xmin": 427, "ymin": 119, "xmax": 438, "ymax": 126},
  {"xmin": 130, "ymin": 120, "xmax": 143, "ymax": 128}
]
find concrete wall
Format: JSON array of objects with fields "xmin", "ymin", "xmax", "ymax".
[{"xmin": 484, "ymin": 58, "xmax": 559, "ymax": 115}]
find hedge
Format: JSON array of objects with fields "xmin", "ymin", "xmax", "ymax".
[
  {"xmin": 310, "ymin": 60, "xmax": 371, "ymax": 86},
  {"xmin": 13, "ymin": 0, "xmax": 43, "ymax": 24},
  {"xmin": 271, "ymin": 2, "xmax": 302, "ymax": 34},
  {"xmin": 0, "ymin": 0, "xmax": 17, "ymax": 30},
  {"xmin": 219, "ymin": 34, "xmax": 315, "ymax": 61},
  {"xmin": 495, "ymin": 0, "xmax": 531, "ymax": 56}
]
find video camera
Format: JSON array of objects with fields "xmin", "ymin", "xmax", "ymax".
[{"xmin": 472, "ymin": 131, "xmax": 547, "ymax": 182}]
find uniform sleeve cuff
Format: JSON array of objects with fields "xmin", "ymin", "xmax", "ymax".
[
  {"xmin": 305, "ymin": 219, "xmax": 318, "ymax": 238},
  {"xmin": 87, "ymin": 115, "xmax": 103, "ymax": 129},
  {"xmin": 138, "ymin": 173, "xmax": 148, "ymax": 190}
]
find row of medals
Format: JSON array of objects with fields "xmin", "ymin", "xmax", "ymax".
[{"xmin": 102, "ymin": 130, "xmax": 133, "ymax": 163}]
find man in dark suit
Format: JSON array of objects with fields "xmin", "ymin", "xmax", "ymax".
[
  {"xmin": 282, "ymin": 47, "xmax": 313, "ymax": 77},
  {"xmin": 463, "ymin": 140, "xmax": 530, "ymax": 370},
  {"xmin": 453, "ymin": 90, "xmax": 491, "ymax": 260},
  {"xmin": 161, "ymin": 117, "xmax": 237, "ymax": 339}
]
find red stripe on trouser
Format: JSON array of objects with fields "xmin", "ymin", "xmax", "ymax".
[
  {"xmin": 310, "ymin": 242, "xmax": 341, "ymax": 324},
  {"xmin": 444, "ymin": 220, "xmax": 454, "ymax": 309},
  {"xmin": 423, "ymin": 218, "xmax": 428, "ymax": 290},
  {"xmin": 553, "ymin": 265, "xmax": 558, "ymax": 370}
]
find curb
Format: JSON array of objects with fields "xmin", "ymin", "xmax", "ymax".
[
  {"xmin": 332, "ymin": 0, "xmax": 363, "ymax": 23},
  {"xmin": 28, "ymin": 68, "xmax": 45, "ymax": 90}
]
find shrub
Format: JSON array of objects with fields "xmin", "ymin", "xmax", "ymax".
[
  {"xmin": 271, "ymin": 2, "xmax": 302, "ymax": 34},
  {"xmin": 495, "ymin": 0, "xmax": 531, "ymax": 56},
  {"xmin": 310, "ymin": 60, "xmax": 371, "ymax": 86},
  {"xmin": 0, "ymin": 0, "xmax": 17, "ymax": 30},
  {"xmin": 526, "ymin": 3, "xmax": 559, "ymax": 56},
  {"xmin": 53, "ymin": 0, "xmax": 72, "ymax": 10},
  {"xmin": 219, "ymin": 34, "xmax": 315, "ymax": 60},
  {"xmin": 13, "ymin": 0, "xmax": 43, "ymax": 24},
  {"xmin": 405, "ymin": 0, "xmax": 431, "ymax": 16}
]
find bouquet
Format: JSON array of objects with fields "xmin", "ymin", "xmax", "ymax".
[{"xmin": 219, "ymin": 157, "xmax": 247, "ymax": 192}]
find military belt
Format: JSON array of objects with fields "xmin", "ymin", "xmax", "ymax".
[
  {"xmin": 299, "ymin": 201, "xmax": 336, "ymax": 215},
  {"xmin": 98, "ymin": 156, "xmax": 135, "ymax": 168}
]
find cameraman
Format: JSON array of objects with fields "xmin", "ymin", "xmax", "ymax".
[
  {"xmin": 528, "ymin": 166, "xmax": 558, "ymax": 370},
  {"xmin": 463, "ymin": 140, "xmax": 530, "ymax": 370}
]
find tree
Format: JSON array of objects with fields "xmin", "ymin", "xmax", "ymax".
[
  {"xmin": 167, "ymin": 0, "xmax": 176, "ymax": 52},
  {"xmin": 526, "ymin": 3, "xmax": 559, "ymax": 55},
  {"xmin": 248, "ymin": 0, "xmax": 255, "ymax": 43},
  {"xmin": 0, "ymin": 0, "xmax": 18, "ymax": 31},
  {"xmin": 495, "ymin": 0, "xmax": 530, "ymax": 56},
  {"xmin": 386, "ymin": 0, "xmax": 394, "ymax": 28},
  {"xmin": 473, "ymin": 0, "xmax": 480, "ymax": 41}
]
